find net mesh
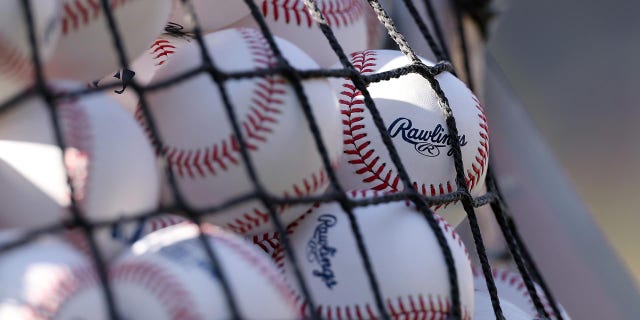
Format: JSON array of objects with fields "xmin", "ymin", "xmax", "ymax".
[{"xmin": 0, "ymin": 0, "xmax": 564, "ymax": 319}]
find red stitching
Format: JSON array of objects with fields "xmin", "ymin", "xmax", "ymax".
[
  {"xmin": 261, "ymin": 0, "xmax": 364, "ymax": 28},
  {"xmin": 468, "ymin": 95, "xmax": 490, "ymax": 192},
  {"xmin": 27, "ymin": 227, "xmax": 294, "ymax": 319},
  {"xmin": 148, "ymin": 214, "xmax": 186, "ymax": 231},
  {"xmin": 341, "ymin": 50, "xmax": 489, "ymax": 209},
  {"xmin": 225, "ymin": 167, "xmax": 328, "ymax": 235},
  {"xmin": 299, "ymin": 295, "xmax": 470, "ymax": 320},
  {"xmin": 61, "ymin": 0, "xmax": 136, "ymax": 35},
  {"xmin": 30, "ymin": 264, "xmax": 90, "ymax": 318},
  {"xmin": 201, "ymin": 225, "xmax": 296, "ymax": 310},
  {"xmin": 0, "ymin": 32, "xmax": 33, "ymax": 82},
  {"xmin": 142, "ymin": 28, "xmax": 283, "ymax": 179},
  {"xmin": 490, "ymin": 268, "xmax": 560, "ymax": 319},
  {"xmin": 136, "ymin": 29, "xmax": 330, "ymax": 235},
  {"xmin": 112, "ymin": 262, "xmax": 200, "ymax": 319},
  {"xmin": 149, "ymin": 38, "xmax": 177, "ymax": 66},
  {"xmin": 32, "ymin": 263, "xmax": 200, "ymax": 319},
  {"xmin": 251, "ymin": 231, "xmax": 281, "ymax": 257}
]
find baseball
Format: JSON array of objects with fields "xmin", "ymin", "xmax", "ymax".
[
  {"xmin": 92, "ymin": 31, "xmax": 193, "ymax": 115},
  {"xmin": 251, "ymin": 230, "xmax": 282, "ymax": 258},
  {"xmin": 231, "ymin": 0, "xmax": 368, "ymax": 67},
  {"xmin": 0, "ymin": 81, "xmax": 159, "ymax": 259},
  {"xmin": 473, "ymin": 291, "xmax": 531, "ymax": 320},
  {"xmin": 67, "ymin": 213, "xmax": 187, "ymax": 261},
  {"xmin": 169, "ymin": 0, "xmax": 251, "ymax": 33},
  {"xmin": 42, "ymin": 222, "xmax": 299, "ymax": 319},
  {"xmin": 0, "ymin": 230, "xmax": 92, "ymax": 318},
  {"xmin": 143, "ymin": 27, "xmax": 342, "ymax": 236},
  {"xmin": 474, "ymin": 267, "xmax": 571, "ymax": 319},
  {"xmin": 275, "ymin": 189, "xmax": 474, "ymax": 319},
  {"xmin": 329, "ymin": 50, "xmax": 490, "ymax": 211},
  {"xmin": 0, "ymin": 0, "xmax": 62, "ymax": 102},
  {"xmin": 45, "ymin": 0, "xmax": 172, "ymax": 82}
]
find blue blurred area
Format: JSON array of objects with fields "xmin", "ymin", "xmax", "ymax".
[{"xmin": 488, "ymin": 0, "xmax": 640, "ymax": 277}]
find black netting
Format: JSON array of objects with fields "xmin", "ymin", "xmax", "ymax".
[{"xmin": 0, "ymin": 0, "xmax": 566, "ymax": 319}]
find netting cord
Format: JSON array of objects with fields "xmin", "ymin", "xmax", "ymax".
[
  {"xmin": 401, "ymin": 0, "xmax": 449, "ymax": 62},
  {"xmin": 486, "ymin": 167, "xmax": 563, "ymax": 320},
  {"xmin": 3, "ymin": 1, "xmax": 567, "ymax": 320},
  {"xmin": 509, "ymin": 218, "xmax": 564, "ymax": 319},
  {"xmin": 16, "ymin": 0, "xmax": 123, "ymax": 319},
  {"xmin": 446, "ymin": 1, "xmax": 511, "ymax": 319},
  {"xmin": 364, "ymin": 1, "xmax": 467, "ymax": 318},
  {"xmin": 450, "ymin": 1, "xmax": 562, "ymax": 318},
  {"xmin": 304, "ymin": 0, "xmax": 400, "ymax": 318},
  {"xmin": 102, "ymin": 0, "xmax": 244, "ymax": 317}
]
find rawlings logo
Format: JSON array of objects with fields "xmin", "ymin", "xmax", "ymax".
[
  {"xmin": 387, "ymin": 117, "xmax": 467, "ymax": 157},
  {"xmin": 306, "ymin": 214, "xmax": 338, "ymax": 289}
]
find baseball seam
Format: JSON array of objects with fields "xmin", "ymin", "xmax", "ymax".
[
  {"xmin": 261, "ymin": 0, "xmax": 364, "ymax": 28},
  {"xmin": 225, "ymin": 167, "xmax": 328, "ymax": 235},
  {"xmin": 341, "ymin": 50, "xmax": 489, "ymax": 209},
  {"xmin": 28, "ymin": 264, "xmax": 88, "ymax": 318},
  {"xmin": 490, "ymin": 268, "xmax": 558, "ymax": 318},
  {"xmin": 251, "ymin": 231, "xmax": 282, "ymax": 257},
  {"xmin": 0, "ymin": 32, "xmax": 33, "ymax": 82},
  {"xmin": 158, "ymin": 28, "xmax": 283, "ymax": 179},
  {"xmin": 296, "ymin": 293, "xmax": 470, "ymax": 320},
  {"xmin": 147, "ymin": 215, "xmax": 186, "ymax": 231},
  {"xmin": 45, "ymin": 263, "xmax": 199, "ymax": 319},
  {"xmin": 203, "ymin": 225, "xmax": 297, "ymax": 312},
  {"xmin": 149, "ymin": 38, "xmax": 176, "ymax": 66},
  {"xmin": 136, "ymin": 28, "xmax": 330, "ymax": 235},
  {"xmin": 61, "ymin": 0, "xmax": 135, "ymax": 35},
  {"xmin": 112, "ymin": 262, "xmax": 201, "ymax": 319}
]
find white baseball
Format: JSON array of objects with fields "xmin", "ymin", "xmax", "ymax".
[
  {"xmin": 473, "ymin": 291, "xmax": 532, "ymax": 320},
  {"xmin": 43, "ymin": 223, "xmax": 299, "ymax": 319},
  {"xmin": 231, "ymin": 0, "xmax": 368, "ymax": 67},
  {"xmin": 0, "ymin": 230, "xmax": 92, "ymax": 318},
  {"xmin": 169, "ymin": 0, "xmax": 251, "ymax": 33},
  {"xmin": 474, "ymin": 267, "xmax": 571, "ymax": 320},
  {"xmin": 0, "ymin": 0, "xmax": 62, "ymax": 102},
  {"xmin": 143, "ymin": 27, "xmax": 342, "ymax": 236},
  {"xmin": 329, "ymin": 50, "xmax": 489, "ymax": 212},
  {"xmin": 93, "ymin": 32, "xmax": 192, "ymax": 115},
  {"xmin": 276, "ymin": 189, "xmax": 474, "ymax": 319},
  {"xmin": 45, "ymin": 0, "xmax": 172, "ymax": 82},
  {"xmin": 0, "ymin": 81, "xmax": 159, "ymax": 259}
]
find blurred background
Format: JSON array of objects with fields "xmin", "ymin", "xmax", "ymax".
[{"xmin": 488, "ymin": 0, "xmax": 640, "ymax": 280}]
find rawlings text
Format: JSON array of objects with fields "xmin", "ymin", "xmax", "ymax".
[
  {"xmin": 387, "ymin": 117, "xmax": 467, "ymax": 157},
  {"xmin": 306, "ymin": 214, "xmax": 338, "ymax": 289}
]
